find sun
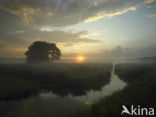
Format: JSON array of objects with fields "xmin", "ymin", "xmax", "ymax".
[{"xmin": 76, "ymin": 56, "xmax": 85, "ymax": 62}]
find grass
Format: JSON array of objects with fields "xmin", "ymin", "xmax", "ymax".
[
  {"xmin": 0, "ymin": 76, "xmax": 37, "ymax": 100},
  {"xmin": 69, "ymin": 63, "xmax": 156, "ymax": 117},
  {"xmin": 0, "ymin": 63, "xmax": 112, "ymax": 100},
  {"xmin": 115, "ymin": 63, "xmax": 156, "ymax": 84}
]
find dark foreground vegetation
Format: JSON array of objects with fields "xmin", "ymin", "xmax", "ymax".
[
  {"xmin": 70, "ymin": 63, "xmax": 156, "ymax": 117},
  {"xmin": 0, "ymin": 63, "xmax": 112, "ymax": 100},
  {"xmin": 115, "ymin": 63, "xmax": 156, "ymax": 84}
]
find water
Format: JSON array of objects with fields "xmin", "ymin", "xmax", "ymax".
[
  {"xmin": 39, "ymin": 64, "xmax": 126, "ymax": 103},
  {"xmin": 68, "ymin": 64, "xmax": 127, "ymax": 102},
  {"xmin": 0, "ymin": 64, "xmax": 127, "ymax": 117}
]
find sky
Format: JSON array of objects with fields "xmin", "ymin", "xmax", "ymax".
[{"xmin": 0, "ymin": 0, "xmax": 156, "ymax": 61}]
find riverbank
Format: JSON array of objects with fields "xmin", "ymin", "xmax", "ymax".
[
  {"xmin": 69, "ymin": 63, "xmax": 156, "ymax": 117},
  {"xmin": 0, "ymin": 63, "xmax": 112, "ymax": 100}
]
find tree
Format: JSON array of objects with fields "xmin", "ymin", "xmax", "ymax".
[{"xmin": 25, "ymin": 41, "xmax": 61, "ymax": 63}]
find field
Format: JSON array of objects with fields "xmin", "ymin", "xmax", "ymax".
[
  {"xmin": 69, "ymin": 63, "xmax": 156, "ymax": 117},
  {"xmin": 0, "ymin": 63, "xmax": 112, "ymax": 100},
  {"xmin": 0, "ymin": 62, "xmax": 156, "ymax": 117}
]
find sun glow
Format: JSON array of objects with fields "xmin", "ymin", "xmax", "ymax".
[{"xmin": 76, "ymin": 56, "xmax": 85, "ymax": 62}]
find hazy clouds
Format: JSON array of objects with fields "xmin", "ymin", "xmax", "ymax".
[
  {"xmin": 0, "ymin": 29, "xmax": 102, "ymax": 57},
  {"xmin": 0, "ymin": 0, "xmax": 155, "ymax": 26},
  {"xmin": 0, "ymin": 0, "xmax": 156, "ymax": 58},
  {"xmin": 104, "ymin": 46, "xmax": 156, "ymax": 59}
]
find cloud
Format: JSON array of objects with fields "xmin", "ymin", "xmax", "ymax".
[
  {"xmin": 1, "ymin": 29, "xmax": 101, "ymax": 46},
  {"xmin": 0, "ymin": 4, "xmax": 40, "ymax": 23},
  {"xmin": 62, "ymin": 45, "xmax": 156, "ymax": 61},
  {"xmin": 75, "ymin": 30, "xmax": 102, "ymax": 38},
  {"xmin": 146, "ymin": 4, "xmax": 156, "ymax": 8},
  {"xmin": 147, "ymin": 14, "xmax": 156, "ymax": 18},
  {"xmin": 104, "ymin": 46, "xmax": 156, "ymax": 58},
  {"xmin": 0, "ymin": 29, "xmax": 102, "ymax": 57},
  {"xmin": 28, "ymin": 30, "xmax": 101, "ymax": 44},
  {"xmin": 84, "ymin": 0, "xmax": 156, "ymax": 22},
  {"xmin": 0, "ymin": 0, "xmax": 156, "ymax": 58},
  {"xmin": 0, "ymin": 40, "xmax": 7, "ymax": 45},
  {"xmin": 0, "ymin": 0, "xmax": 155, "ymax": 26},
  {"xmin": 105, "ymin": 46, "xmax": 124, "ymax": 57},
  {"xmin": 84, "ymin": 6, "xmax": 137, "ymax": 22},
  {"xmin": 144, "ymin": 0, "xmax": 156, "ymax": 4}
]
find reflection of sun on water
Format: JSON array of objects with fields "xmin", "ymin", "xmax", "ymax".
[{"xmin": 76, "ymin": 56, "xmax": 85, "ymax": 62}]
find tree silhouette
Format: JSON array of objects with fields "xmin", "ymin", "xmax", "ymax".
[{"xmin": 25, "ymin": 41, "xmax": 61, "ymax": 63}]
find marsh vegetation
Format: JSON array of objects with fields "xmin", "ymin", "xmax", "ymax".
[
  {"xmin": 69, "ymin": 63, "xmax": 156, "ymax": 117},
  {"xmin": 0, "ymin": 63, "xmax": 112, "ymax": 100},
  {"xmin": 0, "ymin": 63, "xmax": 155, "ymax": 117}
]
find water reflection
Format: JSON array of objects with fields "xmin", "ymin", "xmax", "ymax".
[
  {"xmin": 40, "ymin": 64, "xmax": 127, "ymax": 103},
  {"xmin": 0, "ymin": 64, "xmax": 127, "ymax": 117},
  {"xmin": 0, "ymin": 63, "xmax": 112, "ymax": 100},
  {"xmin": 70, "ymin": 64, "xmax": 127, "ymax": 102}
]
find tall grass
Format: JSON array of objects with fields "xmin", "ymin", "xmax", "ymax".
[
  {"xmin": 115, "ymin": 63, "xmax": 156, "ymax": 84},
  {"xmin": 69, "ymin": 63, "xmax": 156, "ymax": 117},
  {"xmin": 0, "ymin": 63, "xmax": 112, "ymax": 100}
]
